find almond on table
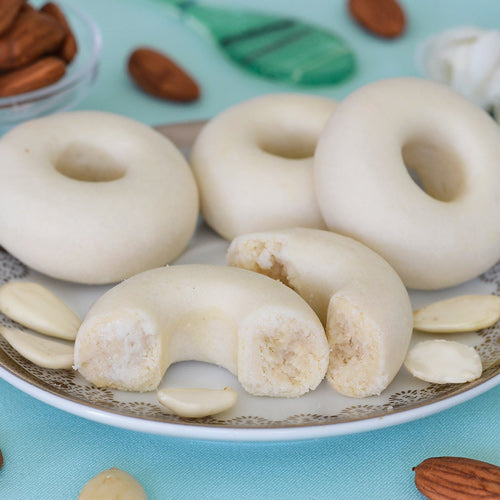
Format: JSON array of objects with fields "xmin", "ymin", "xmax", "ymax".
[
  {"xmin": 78, "ymin": 468, "xmax": 147, "ymax": 500},
  {"xmin": 127, "ymin": 47, "xmax": 200, "ymax": 102},
  {"xmin": 413, "ymin": 456, "xmax": 500, "ymax": 500},
  {"xmin": 348, "ymin": 0, "xmax": 405, "ymax": 38}
]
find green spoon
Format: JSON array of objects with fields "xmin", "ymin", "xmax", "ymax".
[{"xmin": 156, "ymin": 0, "xmax": 356, "ymax": 85}]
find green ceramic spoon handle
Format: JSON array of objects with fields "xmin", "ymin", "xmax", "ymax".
[{"xmin": 155, "ymin": 0, "xmax": 356, "ymax": 85}]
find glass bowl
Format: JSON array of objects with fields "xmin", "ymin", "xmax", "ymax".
[{"xmin": 0, "ymin": 2, "xmax": 102, "ymax": 135}]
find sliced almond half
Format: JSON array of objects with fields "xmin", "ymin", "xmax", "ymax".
[
  {"xmin": 0, "ymin": 326, "xmax": 74, "ymax": 369},
  {"xmin": 404, "ymin": 339, "xmax": 482, "ymax": 384},
  {"xmin": 157, "ymin": 387, "xmax": 237, "ymax": 418},
  {"xmin": 0, "ymin": 281, "xmax": 81, "ymax": 340},
  {"xmin": 413, "ymin": 295, "xmax": 500, "ymax": 333}
]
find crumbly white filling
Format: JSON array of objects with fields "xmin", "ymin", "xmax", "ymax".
[
  {"xmin": 327, "ymin": 296, "xmax": 386, "ymax": 397},
  {"xmin": 230, "ymin": 239, "xmax": 299, "ymax": 291},
  {"xmin": 238, "ymin": 315, "xmax": 327, "ymax": 398},
  {"xmin": 76, "ymin": 314, "xmax": 161, "ymax": 392}
]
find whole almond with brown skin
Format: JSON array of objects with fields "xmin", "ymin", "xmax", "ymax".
[
  {"xmin": 0, "ymin": 56, "xmax": 65, "ymax": 97},
  {"xmin": 128, "ymin": 47, "xmax": 200, "ymax": 102},
  {"xmin": 0, "ymin": 6, "xmax": 65, "ymax": 70},
  {"xmin": 413, "ymin": 456, "xmax": 500, "ymax": 499},
  {"xmin": 0, "ymin": 0, "xmax": 25, "ymax": 36},
  {"xmin": 0, "ymin": 448, "xmax": 3, "ymax": 470},
  {"xmin": 40, "ymin": 2, "xmax": 78, "ymax": 63},
  {"xmin": 348, "ymin": 0, "xmax": 405, "ymax": 39}
]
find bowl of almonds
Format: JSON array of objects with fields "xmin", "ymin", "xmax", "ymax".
[{"xmin": 0, "ymin": 0, "xmax": 101, "ymax": 135}]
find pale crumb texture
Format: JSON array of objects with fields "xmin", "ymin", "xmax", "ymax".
[
  {"xmin": 0, "ymin": 325, "xmax": 74, "ymax": 369},
  {"xmin": 413, "ymin": 294, "xmax": 500, "ymax": 333},
  {"xmin": 227, "ymin": 238, "xmax": 324, "ymax": 317},
  {"xmin": 78, "ymin": 467, "xmax": 147, "ymax": 500},
  {"xmin": 327, "ymin": 297, "xmax": 385, "ymax": 397},
  {"xmin": 227, "ymin": 229, "xmax": 412, "ymax": 398},
  {"xmin": 404, "ymin": 339, "xmax": 482, "ymax": 384},
  {"xmin": 228, "ymin": 239, "xmax": 328, "ymax": 397},
  {"xmin": 237, "ymin": 313, "xmax": 328, "ymax": 398},
  {"xmin": 229, "ymin": 239, "xmax": 293, "ymax": 286},
  {"xmin": 74, "ymin": 313, "xmax": 162, "ymax": 392},
  {"xmin": 74, "ymin": 264, "xmax": 328, "ymax": 397},
  {"xmin": 157, "ymin": 387, "xmax": 237, "ymax": 418}
]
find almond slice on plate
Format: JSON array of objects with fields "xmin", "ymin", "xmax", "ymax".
[
  {"xmin": 413, "ymin": 295, "xmax": 500, "ymax": 333},
  {"xmin": 0, "ymin": 281, "xmax": 81, "ymax": 340},
  {"xmin": 404, "ymin": 339, "xmax": 482, "ymax": 384},
  {"xmin": 157, "ymin": 387, "xmax": 237, "ymax": 418},
  {"xmin": 0, "ymin": 325, "xmax": 74, "ymax": 369}
]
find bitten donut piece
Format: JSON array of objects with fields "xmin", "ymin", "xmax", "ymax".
[
  {"xmin": 190, "ymin": 93, "xmax": 337, "ymax": 240},
  {"xmin": 314, "ymin": 77, "xmax": 500, "ymax": 290},
  {"xmin": 74, "ymin": 265, "xmax": 328, "ymax": 398},
  {"xmin": 0, "ymin": 111, "xmax": 199, "ymax": 284},
  {"xmin": 227, "ymin": 228, "xmax": 413, "ymax": 398}
]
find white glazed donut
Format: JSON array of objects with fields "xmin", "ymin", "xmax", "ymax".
[
  {"xmin": 0, "ymin": 111, "xmax": 199, "ymax": 284},
  {"xmin": 227, "ymin": 228, "xmax": 413, "ymax": 398},
  {"xmin": 74, "ymin": 265, "xmax": 329, "ymax": 397},
  {"xmin": 190, "ymin": 93, "xmax": 337, "ymax": 240},
  {"xmin": 314, "ymin": 77, "xmax": 500, "ymax": 290}
]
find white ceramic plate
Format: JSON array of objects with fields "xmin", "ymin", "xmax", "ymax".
[{"xmin": 0, "ymin": 221, "xmax": 499, "ymax": 441}]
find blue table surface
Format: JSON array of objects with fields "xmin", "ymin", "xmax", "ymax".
[{"xmin": 1, "ymin": 0, "xmax": 500, "ymax": 498}]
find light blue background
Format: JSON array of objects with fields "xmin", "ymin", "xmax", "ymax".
[{"xmin": 1, "ymin": 0, "xmax": 500, "ymax": 498}]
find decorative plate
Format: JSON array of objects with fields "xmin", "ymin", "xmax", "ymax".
[{"xmin": 0, "ymin": 221, "xmax": 499, "ymax": 441}]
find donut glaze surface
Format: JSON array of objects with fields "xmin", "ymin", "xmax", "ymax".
[
  {"xmin": 75, "ymin": 265, "xmax": 328, "ymax": 397},
  {"xmin": 190, "ymin": 93, "xmax": 337, "ymax": 240},
  {"xmin": 0, "ymin": 111, "xmax": 199, "ymax": 284},
  {"xmin": 227, "ymin": 228, "xmax": 413, "ymax": 397},
  {"xmin": 315, "ymin": 77, "xmax": 500, "ymax": 289}
]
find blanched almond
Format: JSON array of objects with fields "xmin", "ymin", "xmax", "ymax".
[
  {"xmin": 404, "ymin": 339, "xmax": 482, "ymax": 384},
  {"xmin": 0, "ymin": 325, "xmax": 74, "ymax": 369},
  {"xmin": 78, "ymin": 468, "xmax": 147, "ymax": 500},
  {"xmin": 157, "ymin": 387, "xmax": 237, "ymax": 418},
  {"xmin": 0, "ymin": 281, "xmax": 80, "ymax": 340},
  {"xmin": 413, "ymin": 295, "xmax": 500, "ymax": 333}
]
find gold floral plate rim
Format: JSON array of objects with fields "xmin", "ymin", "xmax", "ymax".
[{"xmin": 0, "ymin": 247, "xmax": 499, "ymax": 441}]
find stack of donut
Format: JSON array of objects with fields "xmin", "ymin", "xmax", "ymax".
[
  {"xmin": 3, "ymin": 77, "xmax": 500, "ymax": 399},
  {"xmin": 191, "ymin": 78, "xmax": 500, "ymax": 291}
]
